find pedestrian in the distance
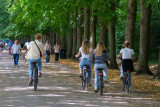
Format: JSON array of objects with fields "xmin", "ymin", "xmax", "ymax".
[
  {"xmin": 44, "ymin": 41, "xmax": 51, "ymax": 63},
  {"xmin": 54, "ymin": 42, "xmax": 60, "ymax": 63},
  {"xmin": 11, "ymin": 40, "xmax": 21, "ymax": 67}
]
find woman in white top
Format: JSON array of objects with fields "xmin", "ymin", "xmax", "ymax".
[
  {"xmin": 75, "ymin": 40, "xmax": 92, "ymax": 85},
  {"xmin": 118, "ymin": 41, "xmax": 135, "ymax": 89},
  {"xmin": 54, "ymin": 42, "xmax": 60, "ymax": 63}
]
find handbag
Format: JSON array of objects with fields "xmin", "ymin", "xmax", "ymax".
[{"xmin": 34, "ymin": 41, "xmax": 42, "ymax": 57}]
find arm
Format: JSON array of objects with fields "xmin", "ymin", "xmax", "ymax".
[
  {"xmin": 118, "ymin": 52, "xmax": 122, "ymax": 59},
  {"xmin": 132, "ymin": 54, "xmax": 135, "ymax": 60},
  {"xmin": 75, "ymin": 51, "xmax": 81, "ymax": 57}
]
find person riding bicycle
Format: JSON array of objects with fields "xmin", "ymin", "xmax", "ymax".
[
  {"xmin": 8, "ymin": 40, "xmax": 13, "ymax": 54},
  {"xmin": 92, "ymin": 42, "xmax": 110, "ymax": 92},
  {"xmin": 24, "ymin": 40, "xmax": 30, "ymax": 52},
  {"xmin": 26, "ymin": 34, "xmax": 44, "ymax": 86},
  {"xmin": 75, "ymin": 40, "xmax": 92, "ymax": 85},
  {"xmin": 118, "ymin": 40, "xmax": 135, "ymax": 89}
]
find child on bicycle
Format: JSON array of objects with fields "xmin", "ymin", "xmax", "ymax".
[
  {"xmin": 75, "ymin": 40, "xmax": 92, "ymax": 85},
  {"xmin": 92, "ymin": 42, "xmax": 110, "ymax": 92},
  {"xmin": 118, "ymin": 41, "xmax": 135, "ymax": 89}
]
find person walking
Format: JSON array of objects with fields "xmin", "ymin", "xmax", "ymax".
[
  {"xmin": 44, "ymin": 41, "xmax": 51, "ymax": 63},
  {"xmin": 54, "ymin": 42, "xmax": 60, "ymax": 63},
  {"xmin": 8, "ymin": 40, "xmax": 13, "ymax": 55},
  {"xmin": 11, "ymin": 40, "xmax": 21, "ymax": 67}
]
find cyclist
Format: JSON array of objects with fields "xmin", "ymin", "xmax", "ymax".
[
  {"xmin": 75, "ymin": 40, "xmax": 92, "ymax": 85},
  {"xmin": 8, "ymin": 40, "xmax": 13, "ymax": 54},
  {"xmin": 24, "ymin": 40, "xmax": 30, "ymax": 51},
  {"xmin": 26, "ymin": 34, "xmax": 44, "ymax": 86},
  {"xmin": 92, "ymin": 42, "xmax": 110, "ymax": 92},
  {"xmin": 118, "ymin": 41, "xmax": 135, "ymax": 89},
  {"xmin": 11, "ymin": 40, "xmax": 21, "ymax": 67},
  {"xmin": 44, "ymin": 41, "xmax": 51, "ymax": 63}
]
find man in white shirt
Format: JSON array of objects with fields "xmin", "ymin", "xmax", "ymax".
[
  {"xmin": 26, "ymin": 34, "xmax": 44, "ymax": 86},
  {"xmin": 11, "ymin": 40, "xmax": 21, "ymax": 67}
]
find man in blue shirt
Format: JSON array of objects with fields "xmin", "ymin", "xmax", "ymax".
[{"xmin": 8, "ymin": 40, "xmax": 13, "ymax": 55}]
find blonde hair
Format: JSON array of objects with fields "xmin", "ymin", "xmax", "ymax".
[
  {"xmin": 82, "ymin": 40, "xmax": 90, "ymax": 54},
  {"xmin": 95, "ymin": 42, "xmax": 106, "ymax": 56},
  {"xmin": 35, "ymin": 33, "xmax": 42, "ymax": 40}
]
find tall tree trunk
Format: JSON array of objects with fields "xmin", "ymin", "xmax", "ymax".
[
  {"xmin": 76, "ymin": 9, "xmax": 83, "ymax": 53},
  {"xmin": 84, "ymin": 7, "xmax": 90, "ymax": 40},
  {"xmin": 90, "ymin": 10, "xmax": 97, "ymax": 49},
  {"xmin": 137, "ymin": 1, "xmax": 153, "ymax": 75},
  {"xmin": 67, "ymin": 29, "xmax": 73, "ymax": 58},
  {"xmin": 108, "ymin": 3, "xmax": 118, "ymax": 69},
  {"xmin": 71, "ymin": 27, "xmax": 77, "ymax": 58},
  {"xmin": 155, "ymin": 48, "xmax": 160, "ymax": 78},
  {"xmin": 61, "ymin": 34, "xmax": 66, "ymax": 49},
  {"xmin": 126, "ymin": 0, "xmax": 137, "ymax": 49},
  {"xmin": 100, "ymin": 17, "xmax": 108, "ymax": 48},
  {"xmin": 108, "ymin": 22, "xmax": 118, "ymax": 68}
]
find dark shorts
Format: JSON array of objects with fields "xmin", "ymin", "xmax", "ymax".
[{"xmin": 122, "ymin": 59, "xmax": 133, "ymax": 72}]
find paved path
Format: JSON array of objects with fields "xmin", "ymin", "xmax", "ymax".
[{"xmin": 0, "ymin": 50, "xmax": 160, "ymax": 107}]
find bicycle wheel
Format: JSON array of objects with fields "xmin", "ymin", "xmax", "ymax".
[
  {"xmin": 82, "ymin": 71, "xmax": 86, "ymax": 90},
  {"xmin": 85, "ymin": 72, "xmax": 89, "ymax": 91},
  {"xmin": 81, "ymin": 77, "xmax": 85, "ymax": 90},
  {"xmin": 99, "ymin": 78, "xmax": 103, "ymax": 96},
  {"xmin": 126, "ymin": 73, "xmax": 129, "ymax": 93},
  {"xmin": 33, "ymin": 70, "xmax": 38, "ymax": 91}
]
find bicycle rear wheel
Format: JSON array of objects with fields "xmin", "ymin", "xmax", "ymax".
[
  {"xmin": 99, "ymin": 78, "xmax": 103, "ymax": 96},
  {"xmin": 126, "ymin": 73, "xmax": 129, "ymax": 93},
  {"xmin": 33, "ymin": 70, "xmax": 38, "ymax": 91}
]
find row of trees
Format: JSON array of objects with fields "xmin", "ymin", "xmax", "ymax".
[{"xmin": 0, "ymin": 0, "xmax": 160, "ymax": 75}]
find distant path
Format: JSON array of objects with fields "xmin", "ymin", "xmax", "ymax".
[{"xmin": 0, "ymin": 50, "xmax": 160, "ymax": 107}]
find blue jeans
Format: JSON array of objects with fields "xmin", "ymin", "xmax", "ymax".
[
  {"xmin": 79, "ymin": 58, "xmax": 92, "ymax": 78},
  {"xmin": 46, "ymin": 51, "xmax": 50, "ymax": 62},
  {"xmin": 94, "ymin": 64, "xmax": 108, "ymax": 89},
  {"xmin": 121, "ymin": 64, "xmax": 132, "ymax": 88},
  {"xmin": 13, "ymin": 54, "xmax": 19, "ymax": 65},
  {"xmin": 29, "ymin": 59, "xmax": 42, "ymax": 78}
]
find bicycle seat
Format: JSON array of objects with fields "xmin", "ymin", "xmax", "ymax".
[
  {"xmin": 97, "ymin": 68, "xmax": 103, "ymax": 71},
  {"xmin": 83, "ymin": 65, "xmax": 90, "ymax": 69}
]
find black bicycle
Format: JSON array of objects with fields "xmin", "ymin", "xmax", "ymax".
[
  {"xmin": 32, "ymin": 62, "xmax": 38, "ymax": 91},
  {"xmin": 122, "ymin": 70, "xmax": 131, "ymax": 93},
  {"xmin": 97, "ymin": 68, "xmax": 104, "ymax": 96},
  {"xmin": 81, "ymin": 65, "xmax": 90, "ymax": 91}
]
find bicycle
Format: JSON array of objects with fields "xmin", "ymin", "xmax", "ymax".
[
  {"xmin": 97, "ymin": 68, "xmax": 104, "ymax": 96},
  {"xmin": 32, "ymin": 62, "xmax": 39, "ymax": 91},
  {"xmin": 122, "ymin": 70, "xmax": 131, "ymax": 93},
  {"xmin": 81, "ymin": 65, "xmax": 91, "ymax": 91}
]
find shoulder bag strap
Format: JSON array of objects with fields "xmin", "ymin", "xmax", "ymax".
[{"xmin": 34, "ymin": 41, "xmax": 42, "ymax": 57}]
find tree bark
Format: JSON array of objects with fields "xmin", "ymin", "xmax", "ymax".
[
  {"xmin": 67, "ymin": 29, "xmax": 73, "ymax": 58},
  {"xmin": 108, "ymin": 22, "xmax": 118, "ymax": 68},
  {"xmin": 100, "ymin": 17, "xmax": 108, "ymax": 48},
  {"xmin": 90, "ymin": 10, "xmax": 97, "ymax": 49},
  {"xmin": 136, "ymin": 0, "xmax": 153, "ymax": 75},
  {"xmin": 155, "ymin": 48, "xmax": 160, "ymax": 78},
  {"xmin": 61, "ymin": 34, "xmax": 66, "ymax": 49},
  {"xmin": 76, "ymin": 9, "xmax": 83, "ymax": 53},
  {"xmin": 108, "ymin": 3, "xmax": 118, "ymax": 69},
  {"xmin": 84, "ymin": 7, "xmax": 90, "ymax": 40},
  {"xmin": 71, "ymin": 27, "xmax": 77, "ymax": 59},
  {"xmin": 126, "ymin": 0, "xmax": 137, "ymax": 49}
]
